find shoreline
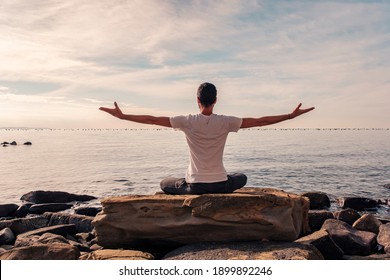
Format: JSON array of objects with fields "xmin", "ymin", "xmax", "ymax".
[{"xmin": 1, "ymin": 188, "xmax": 389, "ymax": 260}]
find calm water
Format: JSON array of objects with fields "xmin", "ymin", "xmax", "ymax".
[{"xmin": 1, "ymin": 128, "xmax": 389, "ymax": 214}]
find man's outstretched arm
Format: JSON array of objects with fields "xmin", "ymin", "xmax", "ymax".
[
  {"xmin": 241, "ymin": 103, "xmax": 315, "ymax": 129},
  {"xmin": 99, "ymin": 102, "xmax": 172, "ymax": 128}
]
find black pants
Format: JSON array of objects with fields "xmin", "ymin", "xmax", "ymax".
[{"xmin": 160, "ymin": 173, "xmax": 247, "ymax": 195}]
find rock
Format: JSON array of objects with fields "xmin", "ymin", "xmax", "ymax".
[
  {"xmin": 0, "ymin": 228, "xmax": 16, "ymax": 245},
  {"xmin": 75, "ymin": 206, "xmax": 102, "ymax": 217},
  {"xmin": 0, "ymin": 216, "xmax": 48, "ymax": 235},
  {"xmin": 90, "ymin": 244, "xmax": 103, "ymax": 251},
  {"xmin": 295, "ymin": 229, "xmax": 344, "ymax": 260},
  {"xmin": 1, "ymin": 142, "xmax": 9, "ymax": 145},
  {"xmin": 93, "ymin": 187, "xmax": 310, "ymax": 248},
  {"xmin": 0, "ymin": 243, "xmax": 80, "ymax": 260},
  {"xmin": 23, "ymin": 141, "xmax": 32, "ymax": 145},
  {"xmin": 28, "ymin": 203, "xmax": 73, "ymax": 214},
  {"xmin": 308, "ymin": 210, "xmax": 334, "ymax": 232},
  {"xmin": 15, "ymin": 233, "xmax": 70, "ymax": 247},
  {"xmin": 10, "ymin": 141, "xmax": 17, "ymax": 145},
  {"xmin": 75, "ymin": 232, "xmax": 95, "ymax": 243},
  {"xmin": 48, "ymin": 212, "xmax": 94, "ymax": 233},
  {"xmin": 302, "ymin": 192, "xmax": 330, "ymax": 209},
  {"xmin": 163, "ymin": 241, "xmax": 323, "ymax": 260},
  {"xmin": 352, "ymin": 214, "xmax": 382, "ymax": 234},
  {"xmin": 2, "ymin": 145, "xmax": 7, "ymax": 147},
  {"xmin": 383, "ymin": 183, "xmax": 390, "ymax": 189},
  {"xmin": 18, "ymin": 224, "xmax": 77, "ymax": 238},
  {"xmin": 80, "ymin": 249, "xmax": 155, "ymax": 260},
  {"xmin": 0, "ymin": 204, "xmax": 19, "ymax": 217},
  {"xmin": 21, "ymin": 190, "xmax": 96, "ymax": 204},
  {"xmin": 334, "ymin": 209, "xmax": 361, "ymax": 225},
  {"xmin": 377, "ymin": 224, "xmax": 390, "ymax": 253},
  {"xmin": 321, "ymin": 219, "xmax": 377, "ymax": 255},
  {"xmin": 341, "ymin": 197, "xmax": 378, "ymax": 211},
  {"xmin": 343, "ymin": 254, "xmax": 390, "ymax": 260},
  {"xmin": 14, "ymin": 205, "xmax": 29, "ymax": 218}
]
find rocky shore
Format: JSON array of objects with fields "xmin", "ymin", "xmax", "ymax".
[{"xmin": 0, "ymin": 188, "xmax": 389, "ymax": 260}]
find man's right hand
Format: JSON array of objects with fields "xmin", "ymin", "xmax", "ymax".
[{"xmin": 99, "ymin": 102, "xmax": 124, "ymax": 119}]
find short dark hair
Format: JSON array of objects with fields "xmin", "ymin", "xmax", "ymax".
[{"xmin": 197, "ymin": 82, "xmax": 217, "ymax": 107}]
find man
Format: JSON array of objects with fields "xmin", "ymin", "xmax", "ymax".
[{"xmin": 99, "ymin": 82, "xmax": 315, "ymax": 195}]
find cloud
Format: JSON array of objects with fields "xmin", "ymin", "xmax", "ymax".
[{"xmin": 0, "ymin": 0, "xmax": 389, "ymax": 127}]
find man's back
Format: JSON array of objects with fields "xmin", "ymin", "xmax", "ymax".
[{"xmin": 170, "ymin": 113, "xmax": 242, "ymax": 183}]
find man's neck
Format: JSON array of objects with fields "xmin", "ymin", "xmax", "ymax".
[{"xmin": 200, "ymin": 106, "xmax": 213, "ymax": 116}]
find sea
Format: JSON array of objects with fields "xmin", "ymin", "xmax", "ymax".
[{"xmin": 1, "ymin": 128, "xmax": 389, "ymax": 216}]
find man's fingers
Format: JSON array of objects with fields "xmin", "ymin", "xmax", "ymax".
[{"xmin": 114, "ymin": 102, "xmax": 119, "ymax": 110}]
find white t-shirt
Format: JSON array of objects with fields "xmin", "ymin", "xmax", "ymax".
[{"xmin": 170, "ymin": 113, "xmax": 242, "ymax": 183}]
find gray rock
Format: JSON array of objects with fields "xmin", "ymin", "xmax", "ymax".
[
  {"xmin": 0, "ymin": 204, "xmax": 19, "ymax": 217},
  {"xmin": 377, "ymin": 224, "xmax": 390, "ymax": 253},
  {"xmin": 308, "ymin": 210, "xmax": 334, "ymax": 232},
  {"xmin": 10, "ymin": 141, "xmax": 17, "ymax": 145},
  {"xmin": 18, "ymin": 224, "xmax": 77, "ymax": 238},
  {"xmin": 321, "ymin": 219, "xmax": 377, "ymax": 255},
  {"xmin": 0, "ymin": 243, "xmax": 80, "ymax": 260},
  {"xmin": 302, "ymin": 192, "xmax": 330, "ymax": 209},
  {"xmin": 21, "ymin": 190, "xmax": 96, "ymax": 204},
  {"xmin": 341, "ymin": 197, "xmax": 378, "ymax": 211},
  {"xmin": 295, "ymin": 229, "xmax": 344, "ymax": 260},
  {"xmin": 163, "ymin": 241, "xmax": 324, "ymax": 260},
  {"xmin": 48, "ymin": 212, "xmax": 94, "ymax": 233},
  {"xmin": 75, "ymin": 206, "xmax": 102, "ymax": 217},
  {"xmin": 28, "ymin": 203, "xmax": 73, "ymax": 214},
  {"xmin": 23, "ymin": 141, "xmax": 32, "ymax": 145},
  {"xmin": 14, "ymin": 205, "xmax": 29, "ymax": 218},
  {"xmin": 0, "ymin": 216, "xmax": 48, "ymax": 235},
  {"xmin": 0, "ymin": 228, "xmax": 15, "ymax": 245},
  {"xmin": 352, "ymin": 214, "xmax": 383, "ymax": 234},
  {"xmin": 334, "ymin": 209, "xmax": 361, "ymax": 225}
]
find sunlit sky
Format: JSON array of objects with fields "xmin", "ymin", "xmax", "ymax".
[{"xmin": 0, "ymin": 0, "xmax": 389, "ymax": 128}]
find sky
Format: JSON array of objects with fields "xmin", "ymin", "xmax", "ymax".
[{"xmin": 0, "ymin": 0, "xmax": 389, "ymax": 128}]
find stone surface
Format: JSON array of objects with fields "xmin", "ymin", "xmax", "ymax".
[
  {"xmin": 163, "ymin": 241, "xmax": 323, "ymax": 260},
  {"xmin": 334, "ymin": 209, "xmax": 361, "ymax": 225},
  {"xmin": 295, "ymin": 229, "xmax": 344, "ymax": 260},
  {"xmin": 377, "ymin": 224, "xmax": 390, "ymax": 253},
  {"xmin": 79, "ymin": 249, "xmax": 155, "ymax": 260},
  {"xmin": 341, "ymin": 197, "xmax": 378, "ymax": 210},
  {"xmin": 15, "ymin": 233, "xmax": 70, "ymax": 247},
  {"xmin": 17, "ymin": 224, "xmax": 77, "ymax": 238},
  {"xmin": 21, "ymin": 190, "xmax": 96, "ymax": 204},
  {"xmin": 0, "ymin": 243, "xmax": 80, "ymax": 260},
  {"xmin": 308, "ymin": 210, "xmax": 334, "ymax": 232},
  {"xmin": 0, "ymin": 228, "xmax": 15, "ymax": 245},
  {"xmin": 321, "ymin": 219, "xmax": 377, "ymax": 255},
  {"xmin": 93, "ymin": 187, "xmax": 310, "ymax": 248},
  {"xmin": 302, "ymin": 192, "xmax": 330, "ymax": 209},
  {"xmin": 75, "ymin": 206, "xmax": 102, "ymax": 217},
  {"xmin": 0, "ymin": 216, "xmax": 48, "ymax": 235},
  {"xmin": 14, "ymin": 205, "xmax": 29, "ymax": 218},
  {"xmin": 0, "ymin": 204, "xmax": 19, "ymax": 217},
  {"xmin": 352, "ymin": 214, "xmax": 382, "ymax": 234},
  {"xmin": 343, "ymin": 254, "xmax": 390, "ymax": 260},
  {"xmin": 28, "ymin": 203, "xmax": 73, "ymax": 214},
  {"xmin": 48, "ymin": 212, "xmax": 94, "ymax": 233}
]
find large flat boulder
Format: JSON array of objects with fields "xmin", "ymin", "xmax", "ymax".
[{"xmin": 93, "ymin": 187, "xmax": 309, "ymax": 248}]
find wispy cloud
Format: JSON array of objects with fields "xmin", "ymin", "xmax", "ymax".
[{"xmin": 0, "ymin": 0, "xmax": 389, "ymax": 128}]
